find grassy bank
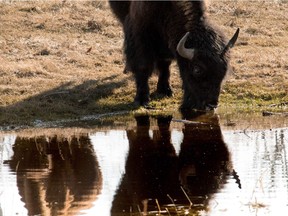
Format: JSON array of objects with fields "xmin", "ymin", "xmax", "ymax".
[{"xmin": 0, "ymin": 1, "xmax": 287, "ymax": 127}]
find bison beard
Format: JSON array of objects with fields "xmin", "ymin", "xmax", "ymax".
[{"xmin": 109, "ymin": 1, "xmax": 239, "ymax": 110}]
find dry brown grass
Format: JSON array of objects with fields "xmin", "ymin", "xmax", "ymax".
[
  {"xmin": 0, "ymin": 0, "xmax": 287, "ymax": 127},
  {"xmin": 209, "ymin": 1, "xmax": 288, "ymax": 108}
]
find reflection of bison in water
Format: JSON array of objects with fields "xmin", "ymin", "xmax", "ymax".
[
  {"xmin": 112, "ymin": 113, "xmax": 240, "ymax": 214},
  {"xmin": 179, "ymin": 112, "xmax": 237, "ymax": 197},
  {"xmin": 112, "ymin": 115, "xmax": 179, "ymax": 213},
  {"xmin": 109, "ymin": 1, "xmax": 239, "ymax": 110},
  {"xmin": 7, "ymin": 135, "xmax": 101, "ymax": 216}
]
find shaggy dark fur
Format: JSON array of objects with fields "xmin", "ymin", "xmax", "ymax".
[
  {"xmin": 109, "ymin": 1, "xmax": 239, "ymax": 110},
  {"xmin": 111, "ymin": 113, "xmax": 238, "ymax": 212}
]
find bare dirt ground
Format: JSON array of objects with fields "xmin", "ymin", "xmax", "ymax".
[{"xmin": 0, "ymin": 0, "xmax": 287, "ymax": 127}]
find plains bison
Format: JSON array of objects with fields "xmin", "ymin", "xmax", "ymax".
[{"xmin": 109, "ymin": 1, "xmax": 239, "ymax": 110}]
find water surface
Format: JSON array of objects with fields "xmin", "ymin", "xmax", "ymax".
[{"xmin": 0, "ymin": 112, "xmax": 287, "ymax": 215}]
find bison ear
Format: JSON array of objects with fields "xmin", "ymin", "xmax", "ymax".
[
  {"xmin": 177, "ymin": 32, "xmax": 195, "ymax": 60},
  {"xmin": 221, "ymin": 28, "xmax": 240, "ymax": 56}
]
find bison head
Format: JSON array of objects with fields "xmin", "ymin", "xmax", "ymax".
[{"xmin": 177, "ymin": 28, "xmax": 239, "ymax": 111}]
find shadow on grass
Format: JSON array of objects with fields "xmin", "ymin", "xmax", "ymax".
[{"xmin": 0, "ymin": 75, "xmax": 136, "ymax": 126}]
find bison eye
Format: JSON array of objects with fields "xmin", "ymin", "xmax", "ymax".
[{"xmin": 192, "ymin": 65, "xmax": 203, "ymax": 78}]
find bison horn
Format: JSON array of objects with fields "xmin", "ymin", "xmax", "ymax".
[
  {"xmin": 177, "ymin": 32, "xmax": 195, "ymax": 60},
  {"xmin": 221, "ymin": 28, "xmax": 240, "ymax": 56}
]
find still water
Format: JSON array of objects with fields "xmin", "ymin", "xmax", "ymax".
[{"xmin": 0, "ymin": 112, "xmax": 288, "ymax": 216}]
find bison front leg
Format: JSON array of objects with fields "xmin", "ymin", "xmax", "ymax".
[{"xmin": 156, "ymin": 60, "xmax": 173, "ymax": 97}]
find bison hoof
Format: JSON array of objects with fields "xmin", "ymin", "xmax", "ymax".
[
  {"xmin": 156, "ymin": 88, "xmax": 173, "ymax": 97},
  {"xmin": 134, "ymin": 96, "xmax": 149, "ymax": 107}
]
